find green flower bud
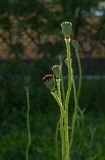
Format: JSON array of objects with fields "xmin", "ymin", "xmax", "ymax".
[
  {"xmin": 65, "ymin": 58, "xmax": 68, "ymax": 66},
  {"xmin": 42, "ymin": 74, "xmax": 55, "ymax": 92},
  {"xmin": 61, "ymin": 22, "xmax": 72, "ymax": 38},
  {"xmin": 72, "ymin": 40, "xmax": 79, "ymax": 51},
  {"xmin": 65, "ymin": 59, "xmax": 73, "ymax": 76},
  {"xmin": 65, "ymin": 58, "xmax": 72, "ymax": 67},
  {"xmin": 59, "ymin": 55, "xmax": 64, "ymax": 64},
  {"xmin": 52, "ymin": 65, "xmax": 61, "ymax": 79}
]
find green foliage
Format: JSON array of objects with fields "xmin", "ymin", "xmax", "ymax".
[
  {"xmin": 0, "ymin": 109, "xmax": 105, "ymax": 159},
  {"xmin": 0, "ymin": 59, "xmax": 105, "ymax": 159}
]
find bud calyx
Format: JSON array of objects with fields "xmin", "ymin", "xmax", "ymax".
[
  {"xmin": 61, "ymin": 22, "xmax": 72, "ymax": 38},
  {"xmin": 42, "ymin": 74, "xmax": 55, "ymax": 92},
  {"xmin": 52, "ymin": 65, "xmax": 61, "ymax": 79}
]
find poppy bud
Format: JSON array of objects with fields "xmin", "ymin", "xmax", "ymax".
[
  {"xmin": 61, "ymin": 22, "xmax": 72, "ymax": 38},
  {"xmin": 42, "ymin": 74, "xmax": 55, "ymax": 92},
  {"xmin": 52, "ymin": 65, "xmax": 61, "ymax": 79},
  {"xmin": 72, "ymin": 40, "xmax": 79, "ymax": 51},
  {"xmin": 65, "ymin": 58, "xmax": 72, "ymax": 67},
  {"xmin": 65, "ymin": 58, "xmax": 68, "ymax": 66}
]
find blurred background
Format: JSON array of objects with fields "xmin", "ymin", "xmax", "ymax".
[{"xmin": 0, "ymin": 0, "xmax": 105, "ymax": 159}]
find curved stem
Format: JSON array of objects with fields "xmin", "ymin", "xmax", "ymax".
[
  {"xmin": 51, "ymin": 91, "xmax": 65, "ymax": 118},
  {"xmin": 65, "ymin": 38, "xmax": 72, "ymax": 114},
  {"xmin": 76, "ymin": 50, "xmax": 82, "ymax": 102},
  {"xmin": 25, "ymin": 86, "xmax": 31, "ymax": 160},
  {"xmin": 75, "ymin": 49, "xmax": 84, "ymax": 117},
  {"xmin": 69, "ymin": 77, "xmax": 78, "ymax": 151}
]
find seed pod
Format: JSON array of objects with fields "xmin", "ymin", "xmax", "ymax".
[
  {"xmin": 52, "ymin": 65, "xmax": 61, "ymax": 79},
  {"xmin": 42, "ymin": 74, "xmax": 55, "ymax": 92},
  {"xmin": 61, "ymin": 22, "xmax": 72, "ymax": 38}
]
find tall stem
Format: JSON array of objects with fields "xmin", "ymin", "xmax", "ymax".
[
  {"xmin": 25, "ymin": 86, "xmax": 31, "ymax": 160},
  {"xmin": 65, "ymin": 38, "xmax": 72, "ymax": 114},
  {"xmin": 76, "ymin": 50, "xmax": 82, "ymax": 101},
  {"xmin": 56, "ymin": 79, "xmax": 64, "ymax": 160},
  {"xmin": 55, "ymin": 120, "xmax": 60, "ymax": 160},
  {"xmin": 51, "ymin": 90, "xmax": 66, "ymax": 159},
  {"xmin": 64, "ymin": 38, "xmax": 72, "ymax": 160},
  {"xmin": 75, "ymin": 48, "xmax": 83, "ymax": 118},
  {"xmin": 69, "ymin": 77, "xmax": 78, "ymax": 152}
]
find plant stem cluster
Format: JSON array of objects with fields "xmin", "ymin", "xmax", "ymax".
[{"xmin": 42, "ymin": 22, "xmax": 82, "ymax": 160}]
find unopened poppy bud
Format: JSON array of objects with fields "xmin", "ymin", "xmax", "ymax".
[
  {"xmin": 61, "ymin": 22, "xmax": 72, "ymax": 38},
  {"xmin": 65, "ymin": 58, "xmax": 72, "ymax": 67},
  {"xmin": 65, "ymin": 58, "xmax": 68, "ymax": 66},
  {"xmin": 72, "ymin": 40, "xmax": 79, "ymax": 51},
  {"xmin": 52, "ymin": 65, "xmax": 61, "ymax": 79},
  {"xmin": 42, "ymin": 74, "xmax": 55, "ymax": 92}
]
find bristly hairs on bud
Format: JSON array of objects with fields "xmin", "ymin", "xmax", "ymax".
[
  {"xmin": 52, "ymin": 65, "xmax": 61, "ymax": 79},
  {"xmin": 61, "ymin": 22, "xmax": 72, "ymax": 39},
  {"xmin": 65, "ymin": 58, "xmax": 72, "ymax": 67}
]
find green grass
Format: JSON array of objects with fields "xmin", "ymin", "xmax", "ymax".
[{"xmin": 0, "ymin": 105, "xmax": 105, "ymax": 160}]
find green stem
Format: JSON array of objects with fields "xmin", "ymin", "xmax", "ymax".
[
  {"xmin": 55, "ymin": 120, "xmax": 60, "ymax": 160},
  {"xmin": 52, "ymin": 91, "xmax": 66, "ymax": 160},
  {"xmin": 56, "ymin": 79, "xmax": 61, "ymax": 101},
  {"xmin": 59, "ymin": 55, "xmax": 66, "ymax": 106},
  {"xmin": 76, "ymin": 50, "xmax": 82, "ymax": 102},
  {"xmin": 56, "ymin": 79, "xmax": 64, "ymax": 160},
  {"xmin": 25, "ymin": 86, "xmax": 31, "ymax": 160},
  {"xmin": 69, "ymin": 77, "xmax": 78, "ymax": 151},
  {"xmin": 65, "ymin": 38, "xmax": 72, "ymax": 114},
  {"xmin": 51, "ymin": 91, "xmax": 65, "ymax": 118},
  {"xmin": 64, "ymin": 38, "xmax": 72, "ymax": 160},
  {"xmin": 64, "ymin": 115, "xmax": 69, "ymax": 160},
  {"xmin": 75, "ymin": 48, "xmax": 83, "ymax": 119}
]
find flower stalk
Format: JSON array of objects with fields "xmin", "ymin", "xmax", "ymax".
[
  {"xmin": 64, "ymin": 37, "xmax": 73, "ymax": 160},
  {"xmin": 25, "ymin": 86, "xmax": 31, "ymax": 160},
  {"xmin": 42, "ymin": 21, "xmax": 81, "ymax": 160},
  {"xmin": 56, "ymin": 78, "xmax": 65, "ymax": 160}
]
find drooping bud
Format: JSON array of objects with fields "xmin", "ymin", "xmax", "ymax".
[
  {"xmin": 72, "ymin": 40, "xmax": 79, "ymax": 51},
  {"xmin": 42, "ymin": 74, "xmax": 55, "ymax": 92},
  {"xmin": 52, "ymin": 65, "xmax": 61, "ymax": 79},
  {"xmin": 61, "ymin": 22, "xmax": 72, "ymax": 38}
]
